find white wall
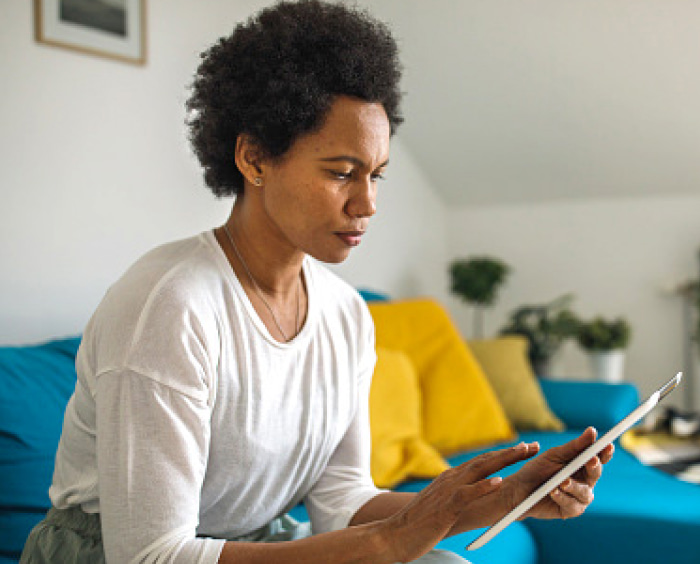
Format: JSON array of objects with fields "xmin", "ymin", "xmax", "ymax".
[
  {"xmin": 0, "ymin": 0, "xmax": 449, "ymax": 345},
  {"xmin": 446, "ymin": 194, "xmax": 700, "ymax": 407}
]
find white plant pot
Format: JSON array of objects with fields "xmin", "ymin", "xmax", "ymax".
[{"xmin": 588, "ymin": 350, "xmax": 626, "ymax": 383}]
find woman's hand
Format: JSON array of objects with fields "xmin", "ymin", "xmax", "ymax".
[
  {"xmin": 380, "ymin": 444, "xmax": 538, "ymax": 563},
  {"xmin": 511, "ymin": 427, "xmax": 615, "ymax": 521},
  {"xmin": 443, "ymin": 428, "xmax": 614, "ymax": 538}
]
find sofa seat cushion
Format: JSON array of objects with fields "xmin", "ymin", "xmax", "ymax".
[{"xmin": 438, "ymin": 521, "xmax": 537, "ymax": 564}]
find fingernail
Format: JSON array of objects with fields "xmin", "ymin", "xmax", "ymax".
[{"xmin": 490, "ymin": 477, "xmax": 503, "ymax": 486}]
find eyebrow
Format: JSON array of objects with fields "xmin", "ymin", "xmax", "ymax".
[{"xmin": 318, "ymin": 155, "xmax": 390, "ymax": 169}]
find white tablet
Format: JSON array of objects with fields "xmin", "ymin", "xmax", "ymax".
[{"xmin": 467, "ymin": 372, "xmax": 683, "ymax": 551}]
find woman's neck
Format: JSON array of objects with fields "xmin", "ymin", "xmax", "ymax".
[
  {"xmin": 225, "ymin": 198, "xmax": 304, "ymax": 298},
  {"xmin": 215, "ymin": 198, "xmax": 308, "ymax": 342}
]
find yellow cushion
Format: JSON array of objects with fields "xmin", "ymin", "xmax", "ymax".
[
  {"xmin": 369, "ymin": 347, "xmax": 450, "ymax": 488},
  {"xmin": 468, "ymin": 336, "xmax": 565, "ymax": 431},
  {"xmin": 368, "ymin": 299, "xmax": 515, "ymax": 455}
]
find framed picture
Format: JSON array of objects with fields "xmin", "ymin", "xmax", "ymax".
[{"xmin": 34, "ymin": 0, "xmax": 146, "ymax": 65}]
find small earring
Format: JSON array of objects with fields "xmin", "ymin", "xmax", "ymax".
[{"xmin": 253, "ymin": 177, "xmax": 263, "ymax": 186}]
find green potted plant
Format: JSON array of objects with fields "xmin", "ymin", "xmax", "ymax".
[
  {"xmin": 576, "ymin": 316, "xmax": 632, "ymax": 383},
  {"xmin": 499, "ymin": 294, "xmax": 579, "ymax": 376},
  {"xmin": 449, "ymin": 256, "xmax": 510, "ymax": 338}
]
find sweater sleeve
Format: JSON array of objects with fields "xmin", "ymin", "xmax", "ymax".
[
  {"xmin": 304, "ymin": 308, "xmax": 385, "ymax": 534},
  {"xmin": 96, "ymin": 370, "xmax": 225, "ymax": 563}
]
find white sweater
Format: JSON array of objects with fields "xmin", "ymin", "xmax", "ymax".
[{"xmin": 49, "ymin": 231, "xmax": 381, "ymax": 563}]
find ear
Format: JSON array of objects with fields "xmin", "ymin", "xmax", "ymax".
[{"xmin": 234, "ymin": 134, "xmax": 266, "ymax": 187}]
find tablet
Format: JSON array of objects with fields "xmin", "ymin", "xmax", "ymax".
[{"xmin": 466, "ymin": 372, "xmax": 683, "ymax": 551}]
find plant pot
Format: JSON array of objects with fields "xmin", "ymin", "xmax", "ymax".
[
  {"xmin": 588, "ymin": 350, "xmax": 626, "ymax": 383},
  {"xmin": 531, "ymin": 358, "xmax": 553, "ymax": 378}
]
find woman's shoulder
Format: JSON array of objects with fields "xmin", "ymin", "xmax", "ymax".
[
  {"xmin": 82, "ymin": 233, "xmax": 226, "ymax": 397},
  {"xmin": 89, "ymin": 233, "xmax": 227, "ymax": 348},
  {"xmin": 110, "ymin": 233, "xmax": 225, "ymax": 301}
]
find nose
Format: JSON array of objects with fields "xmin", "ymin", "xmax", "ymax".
[{"xmin": 345, "ymin": 177, "xmax": 377, "ymax": 219}]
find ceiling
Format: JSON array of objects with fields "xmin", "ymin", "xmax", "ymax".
[{"xmin": 367, "ymin": 0, "xmax": 700, "ymax": 206}]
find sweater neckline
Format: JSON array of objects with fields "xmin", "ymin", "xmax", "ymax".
[{"xmin": 202, "ymin": 230, "xmax": 316, "ymax": 349}]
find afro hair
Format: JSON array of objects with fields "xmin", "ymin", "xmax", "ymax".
[{"xmin": 186, "ymin": 0, "xmax": 404, "ymax": 197}]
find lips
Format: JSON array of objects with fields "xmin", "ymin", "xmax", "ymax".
[{"xmin": 335, "ymin": 230, "xmax": 365, "ymax": 247}]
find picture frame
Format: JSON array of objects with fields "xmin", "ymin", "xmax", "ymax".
[{"xmin": 34, "ymin": 0, "xmax": 146, "ymax": 65}]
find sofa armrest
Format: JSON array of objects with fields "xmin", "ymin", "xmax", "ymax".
[{"xmin": 539, "ymin": 379, "xmax": 640, "ymax": 431}]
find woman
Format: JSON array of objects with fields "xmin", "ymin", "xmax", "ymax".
[{"xmin": 21, "ymin": 1, "xmax": 612, "ymax": 563}]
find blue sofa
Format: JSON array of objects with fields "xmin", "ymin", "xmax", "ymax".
[{"xmin": 2, "ymin": 336, "xmax": 700, "ymax": 563}]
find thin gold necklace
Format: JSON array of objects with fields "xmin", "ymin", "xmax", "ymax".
[{"xmin": 222, "ymin": 224, "xmax": 300, "ymax": 342}]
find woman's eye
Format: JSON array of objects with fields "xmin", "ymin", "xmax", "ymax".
[
  {"xmin": 327, "ymin": 169, "xmax": 386, "ymax": 182},
  {"xmin": 329, "ymin": 170, "xmax": 352, "ymax": 180}
]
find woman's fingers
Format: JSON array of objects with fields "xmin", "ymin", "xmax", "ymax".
[
  {"xmin": 583, "ymin": 455, "xmax": 603, "ymax": 484},
  {"xmin": 550, "ymin": 486, "xmax": 588, "ymax": 519},
  {"xmin": 545, "ymin": 427, "xmax": 598, "ymax": 465},
  {"xmin": 551, "ymin": 450, "xmax": 606, "ymax": 517},
  {"xmin": 559, "ymin": 478, "xmax": 594, "ymax": 505},
  {"xmin": 544, "ymin": 427, "xmax": 615, "ymax": 483},
  {"xmin": 599, "ymin": 443, "xmax": 615, "ymax": 465},
  {"xmin": 456, "ymin": 442, "xmax": 540, "ymax": 483},
  {"xmin": 573, "ymin": 442, "xmax": 613, "ymax": 486},
  {"xmin": 550, "ymin": 476, "xmax": 595, "ymax": 518},
  {"xmin": 517, "ymin": 428, "xmax": 616, "ymax": 522}
]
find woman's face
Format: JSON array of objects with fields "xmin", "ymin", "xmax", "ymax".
[{"xmin": 257, "ymin": 95, "xmax": 391, "ymax": 264}]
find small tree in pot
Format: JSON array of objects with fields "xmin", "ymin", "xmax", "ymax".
[
  {"xmin": 576, "ymin": 317, "xmax": 632, "ymax": 383},
  {"xmin": 449, "ymin": 256, "xmax": 510, "ymax": 338}
]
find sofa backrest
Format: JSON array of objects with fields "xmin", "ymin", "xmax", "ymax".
[{"xmin": 0, "ymin": 337, "xmax": 80, "ymax": 561}]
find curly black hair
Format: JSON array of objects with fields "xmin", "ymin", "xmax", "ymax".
[{"xmin": 186, "ymin": 0, "xmax": 404, "ymax": 197}]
